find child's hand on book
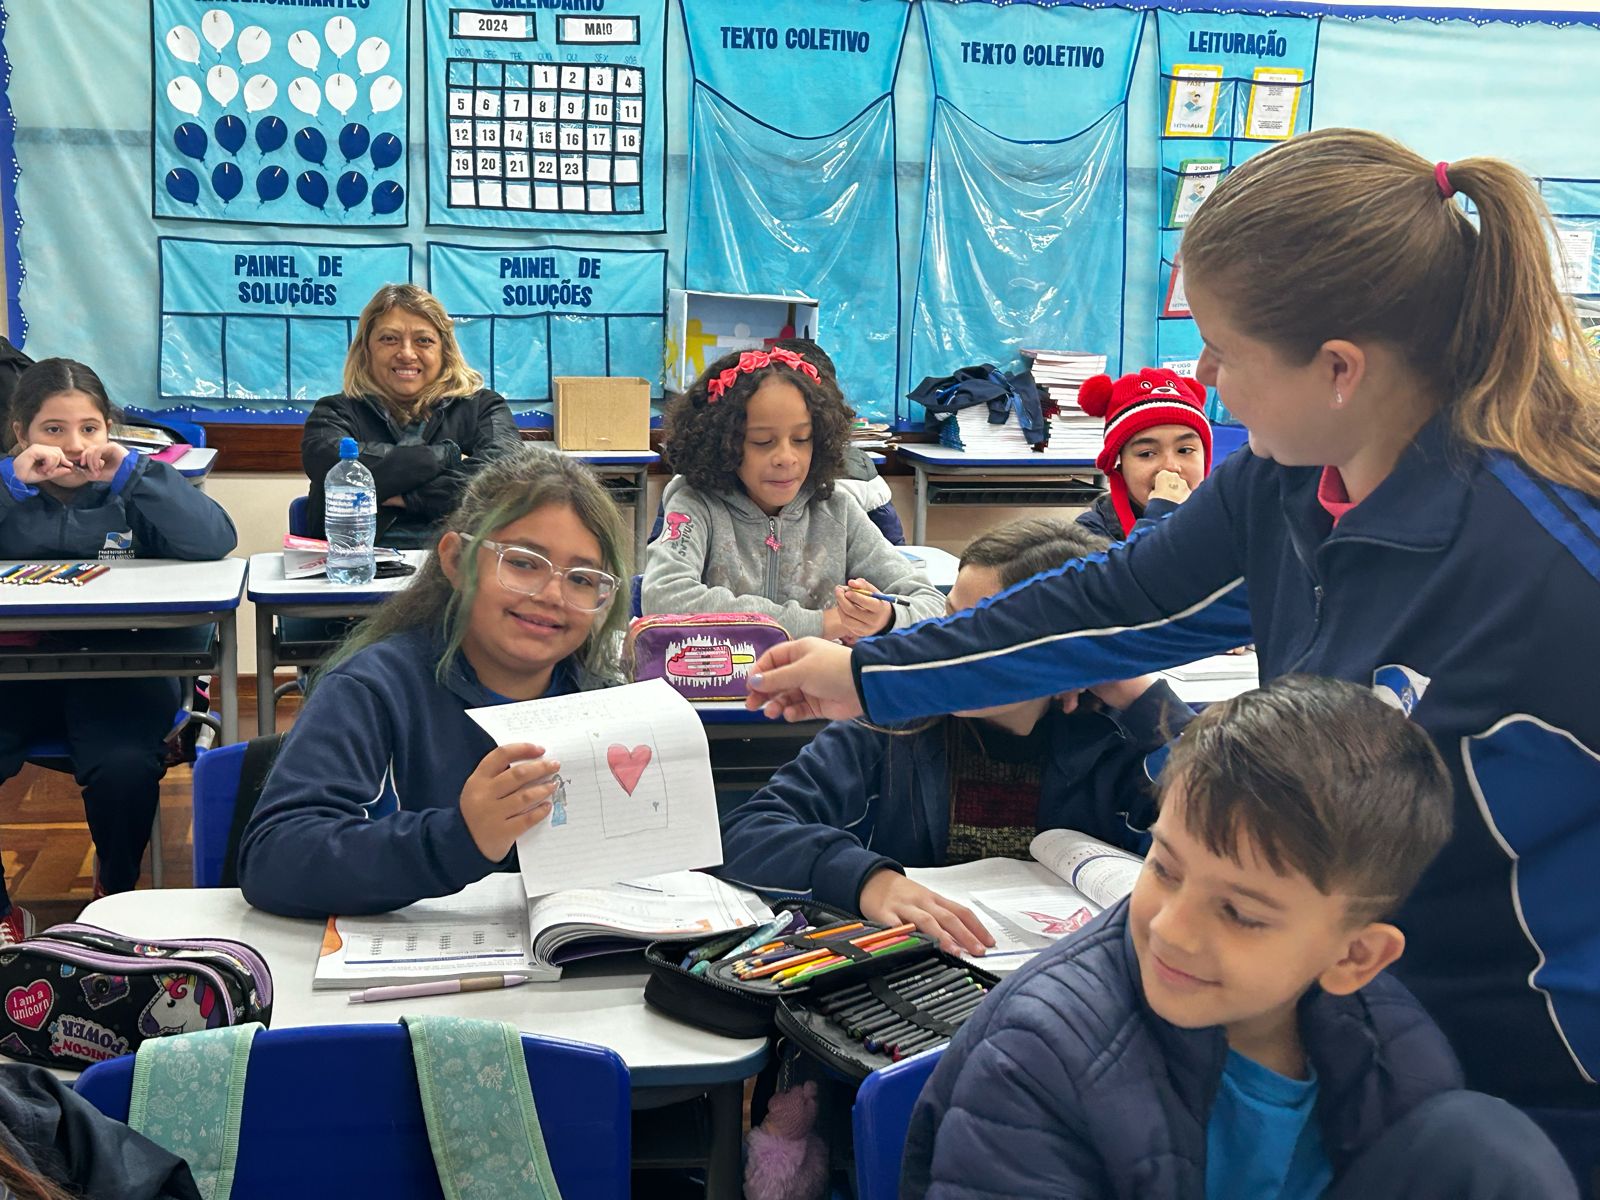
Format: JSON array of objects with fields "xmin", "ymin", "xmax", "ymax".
[
  {"xmin": 859, "ymin": 868, "xmax": 995, "ymax": 957},
  {"xmin": 460, "ymin": 742, "xmax": 564, "ymax": 862}
]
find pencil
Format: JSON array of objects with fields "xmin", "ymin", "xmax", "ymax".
[
  {"xmin": 846, "ymin": 585, "xmax": 910, "ymax": 607},
  {"xmin": 71, "ymin": 564, "xmax": 110, "ymax": 586}
]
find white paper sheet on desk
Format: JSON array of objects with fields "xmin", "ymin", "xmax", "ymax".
[{"xmin": 467, "ymin": 678, "xmax": 723, "ymax": 895}]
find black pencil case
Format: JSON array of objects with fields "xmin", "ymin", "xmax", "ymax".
[
  {"xmin": 643, "ymin": 901, "xmax": 937, "ymax": 1040},
  {"xmin": 774, "ymin": 950, "xmax": 1000, "ymax": 1082}
]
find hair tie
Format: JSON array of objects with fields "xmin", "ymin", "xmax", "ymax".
[
  {"xmin": 1434, "ymin": 161, "xmax": 1455, "ymax": 200},
  {"xmin": 703, "ymin": 346, "xmax": 822, "ymax": 403}
]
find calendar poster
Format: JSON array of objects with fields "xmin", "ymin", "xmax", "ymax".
[
  {"xmin": 159, "ymin": 237, "xmax": 413, "ymax": 407},
  {"xmin": 151, "ymin": 0, "xmax": 411, "ymax": 226},
  {"xmin": 425, "ymin": 0, "xmax": 666, "ymax": 231},
  {"xmin": 428, "ymin": 243, "xmax": 666, "ymax": 408}
]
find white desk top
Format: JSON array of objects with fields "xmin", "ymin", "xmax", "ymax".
[
  {"xmin": 170, "ymin": 447, "xmax": 218, "ymax": 477},
  {"xmin": 895, "ymin": 443, "xmax": 1097, "ymax": 469},
  {"xmin": 899, "ymin": 544, "xmax": 958, "ymax": 593},
  {"xmin": 246, "ymin": 551, "xmax": 429, "ymax": 604},
  {"xmin": 1160, "ymin": 652, "xmax": 1260, "ymax": 706},
  {"xmin": 0, "ymin": 557, "xmax": 246, "ymax": 618},
  {"xmin": 79, "ymin": 889, "xmax": 767, "ymax": 1088},
  {"xmin": 558, "ymin": 449, "xmax": 660, "ymax": 466}
]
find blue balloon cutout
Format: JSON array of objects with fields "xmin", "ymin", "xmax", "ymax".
[
  {"xmin": 256, "ymin": 165, "xmax": 289, "ymax": 203},
  {"xmin": 369, "ymin": 133, "xmax": 402, "ymax": 171},
  {"xmin": 255, "ymin": 116, "xmax": 287, "ymax": 155},
  {"xmin": 165, "ymin": 168, "xmax": 200, "ymax": 205},
  {"xmin": 212, "ymin": 162, "xmax": 243, "ymax": 203},
  {"xmin": 297, "ymin": 170, "xmax": 329, "ymax": 209},
  {"xmin": 295, "ymin": 128, "xmax": 327, "ymax": 166},
  {"xmin": 338, "ymin": 123, "xmax": 370, "ymax": 162},
  {"xmin": 173, "ymin": 123, "xmax": 207, "ymax": 162},
  {"xmin": 336, "ymin": 171, "xmax": 368, "ymax": 211},
  {"xmin": 214, "ymin": 115, "xmax": 246, "ymax": 157},
  {"xmin": 371, "ymin": 180, "xmax": 405, "ymax": 216}
]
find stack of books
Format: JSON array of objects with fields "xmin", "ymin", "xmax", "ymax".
[
  {"xmin": 950, "ymin": 404, "xmax": 1042, "ymax": 456},
  {"xmin": 1022, "ymin": 348, "xmax": 1108, "ymax": 458}
]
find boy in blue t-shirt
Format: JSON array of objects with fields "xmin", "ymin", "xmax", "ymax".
[{"xmin": 902, "ymin": 676, "xmax": 1577, "ymax": 1199}]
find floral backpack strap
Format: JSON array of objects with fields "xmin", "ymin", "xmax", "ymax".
[
  {"xmin": 128, "ymin": 1022, "xmax": 261, "ymax": 1200},
  {"xmin": 402, "ymin": 1014, "xmax": 563, "ymax": 1199}
]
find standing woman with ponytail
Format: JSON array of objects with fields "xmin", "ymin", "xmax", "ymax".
[{"xmin": 746, "ymin": 128, "xmax": 1600, "ymax": 1176}]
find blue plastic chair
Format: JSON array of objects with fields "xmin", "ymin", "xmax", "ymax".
[
  {"xmin": 75, "ymin": 1024, "xmax": 630, "ymax": 1200},
  {"xmin": 852, "ymin": 1046, "xmax": 945, "ymax": 1200},
  {"xmin": 287, "ymin": 494, "xmax": 311, "ymax": 538}
]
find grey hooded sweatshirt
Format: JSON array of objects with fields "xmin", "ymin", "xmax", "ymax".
[{"xmin": 641, "ymin": 477, "xmax": 945, "ymax": 637}]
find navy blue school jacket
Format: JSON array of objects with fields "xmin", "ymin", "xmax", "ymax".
[
  {"xmin": 901, "ymin": 900, "xmax": 1465, "ymax": 1199},
  {"xmin": 1074, "ymin": 491, "xmax": 1179, "ymax": 541},
  {"xmin": 0, "ymin": 452, "xmax": 236, "ymax": 559},
  {"xmin": 239, "ymin": 625, "xmax": 601, "ymax": 918},
  {"xmin": 712, "ymin": 682, "xmax": 1192, "ymax": 910},
  {"xmin": 851, "ymin": 412, "xmax": 1600, "ymax": 1109}
]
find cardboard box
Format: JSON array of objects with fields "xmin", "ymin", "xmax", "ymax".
[
  {"xmin": 553, "ymin": 376, "xmax": 651, "ymax": 451},
  {"xmin": 664, "ymin": 289, "xmax": 821, "ymax": 394}
]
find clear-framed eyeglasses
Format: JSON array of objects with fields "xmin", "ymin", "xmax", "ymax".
[{"xmin": 469, "ymin": 537, "xmax": 619, "ymax": 612}]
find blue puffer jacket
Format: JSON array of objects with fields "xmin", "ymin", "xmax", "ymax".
[
  {"xmin": 1075, "ymin": 491, "xmax": 1180, "ymax": 541},
  {"xmin": 713, "ymin": 682, "xmax": 1192, "ymax": 910},
  {"xmin": 0, "ymin": 452, "xmax": 236, "ymax": 560},
  {"xmin": 239, "ymin": 625, "xmax": 606, "ymax": 918},
  {"xmin": 902, "ymin": 900, "xmax": 1464, "ymax": 1199}
]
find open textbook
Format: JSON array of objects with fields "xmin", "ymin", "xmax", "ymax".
[
  {"xmin": 906, "ymin": 830, "xmax": 1145, "ymax": 973},
  {"xmin": 315, "ymin": 870, "xmax": 772, "ymax": 989}
]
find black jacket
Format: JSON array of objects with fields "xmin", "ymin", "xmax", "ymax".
[
  {"xmin": 301, "ymin": 389, "xmax": 520, "ymax": 548},
  {"xmin": 0, "ymin": 1065, "xmax": 200, "ymax": 1198}
]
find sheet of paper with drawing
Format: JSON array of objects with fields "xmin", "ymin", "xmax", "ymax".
[
  {"xmin": 906, "ymin": 830, "xmax": 1145, "ymax": 973},
  {"xmin": 466, "ymin": 678, "xmax": 724, "ymax": 895}
]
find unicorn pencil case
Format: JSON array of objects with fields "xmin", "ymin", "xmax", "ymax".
[
  {"xmin": 0, "ymin": 923, "xmax": 272, "ymax": 1070},
  {"xmin": 628, "ymin": 613, "xmax": 789, "ymax": 701}
]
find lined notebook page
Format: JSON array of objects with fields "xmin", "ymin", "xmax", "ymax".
[{"xmin": 467, "ymin": 679, "xmax": 723, "ymax": 896}]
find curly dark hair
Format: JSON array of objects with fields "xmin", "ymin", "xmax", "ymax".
[{"xmin": 662, "ymin": 346, "xmax": 854, "ymax": 500}]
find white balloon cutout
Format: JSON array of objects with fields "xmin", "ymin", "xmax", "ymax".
[
  {"xmin": 324, "ymin": 73, "xmax": 357, "ymax": 118},
  {"xmin": 288, "ymin": 77, "xmax": 322, "ymax": 118},
  {"xmin": 369, "ymin": 76, "xmax": 403, "ymax": 116},
  {"xmin": 206, "ymin": 64, "xmax": 239, "ymax": 108},
  {"xmin": 165, "ymin": 26, "xmax": 200, "ymax": 66},
  {"xmin": 325, "ymin": 17, "xmax": 356, "ymax": 59},
  {"xmin": 243, "ymin": 74, "xmax": 278, "ymax": 114},
  {"xmin": 288, "ymin": 30, "xmax": 321, "ymax": 73},
  {"xmin": 166, "ymin": 77, "xmax": 203, "ymax": 117},
  {"xmin": 200, "ymin": 9, "xmax": 234, "ymax": 54},
  {"xmin": 356, "ymin": 37, "xmax": 390, "ymax": 76},
  {"xmin": 236, "ymin": 26, "xmax": 271, "ymax": 66}
]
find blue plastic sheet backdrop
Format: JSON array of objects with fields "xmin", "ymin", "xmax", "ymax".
[
  {"xmin": 911, "ymin": 2, "xmax": 1142, "ymax": 393},
  {"xmin": 151, "ymin": 0, "xmax": 411, "ymax": 227},
  {"xmin": 682, "ymin": 0, "xmax": 910, "ymax": 417},
  {"xmin": 11, "ymin": 1, "xmax": 1600, "ymax": 423}
]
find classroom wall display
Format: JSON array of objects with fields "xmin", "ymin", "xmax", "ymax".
[
  {"xmin": 159, "ymin": 237, "xmax": 413, "ymax": 409},
  {"xmin": 424, "ymin": 0, "xmax": 667, "ymax": 231},
  {"xmin": 1153, "ymin": 10, "xmax": 1319, "ymax": 422},
  {"xmin": 681, "ymin": 0, "xmax": 911, "ymax": 421},
  {"xmin": 910, "ymin": 1, "xmax": 1145, "ymax": 398},
  {"xmin": 151, "ymin": 1, "xmax": 410, "ymax": 227},
  {"xmin": 427, "ymin": 243, "xmax": 666, "ymax": 416}
]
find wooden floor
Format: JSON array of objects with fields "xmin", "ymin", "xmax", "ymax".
[{"xmin": 1, "ymin": 682, "xmax": 299, "ymax": 927}]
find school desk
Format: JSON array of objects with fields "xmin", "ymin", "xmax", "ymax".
[
  {"xmin": 0, "ymin": 558, "xmax": 246, "ymax": 746},
  {"xmin": 170, "ymin": 446, "xmax": 218, "ymax": 488},
  {"xmin": 1159, "ymin": 650, "xmax": 1260, "ymax": 706},
  {"xmin": 895, "ymin": 444, "xmax": 1103, "ymax": 544},
  {"xmin": 246, "ymin": 551, "xmax": 428, "ymax": 737},
  {"xmin": 561, "ymin": 449, "xmax": 660, "ymax": 567},
  {"xmin": 80, "ymin": 887, "xmax": 766, "ymax": 1199},
  {"xmin": 899, "ymin": 543, "xmax": 958, "ymax": 593}
]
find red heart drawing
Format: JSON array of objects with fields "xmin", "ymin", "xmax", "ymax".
[
  {"xmin": 5, "ymin": 980, "xmax": 53, "ymax": 1031},
  {"xmin": 606, "ymin": 744, "xmax": 652, "ymax": 796}
]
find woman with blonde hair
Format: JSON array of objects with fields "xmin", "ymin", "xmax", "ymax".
[
  {"xmin": 746, "ymin": 127, "xmax": 1600, "ymax": 1178},
  {"xmin": 301, "ymin": 283, "xmax": 520, "ymax": 547}
]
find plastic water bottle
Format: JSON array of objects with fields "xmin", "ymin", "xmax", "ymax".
[{"xmin": 324, "ymin": 437, "xmax": 376, "ymax": 585}]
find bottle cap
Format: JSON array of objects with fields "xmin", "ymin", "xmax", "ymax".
[{"xmin": 338, "ymin": 437, "xmax": 358, "ymax": 459}]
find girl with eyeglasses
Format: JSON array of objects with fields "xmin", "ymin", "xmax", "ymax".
[{"xmin": 240, "ymin": 445, "xmax": 629, "ymax": 918}]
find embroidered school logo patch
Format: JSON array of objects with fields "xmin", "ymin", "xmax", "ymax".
[
  {"xmin": 1372, "ymin": 664, "xmax": 1431, "ymax": 717},
  {"xmin": 98, "ymin": 530, "xmax": 134, "ymax": 560}
]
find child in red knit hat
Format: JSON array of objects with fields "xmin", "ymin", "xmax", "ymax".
[{"xmin": 1075, "ymin": 367, "xmax": 1213, "ymax": 540}]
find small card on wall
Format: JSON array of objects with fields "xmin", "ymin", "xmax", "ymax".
[
  {"xmin": 1169, "ymin": 158, "xmax": 1225, "ymax": 227},
  {"xmin": 1165, "ymin": 64, "xmax": 1224, "ymax": 137},
  {"xmin": 1245, "ymin": 67, "xmax": 1305, "ymax": 141},
  {"xmin": 1163, "ymin": 260, "xmax": 1192, "ymax": 319},
  {"xmin": 1553, "ymin": 227, "xmax": 1596, "ymax": 295}
]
